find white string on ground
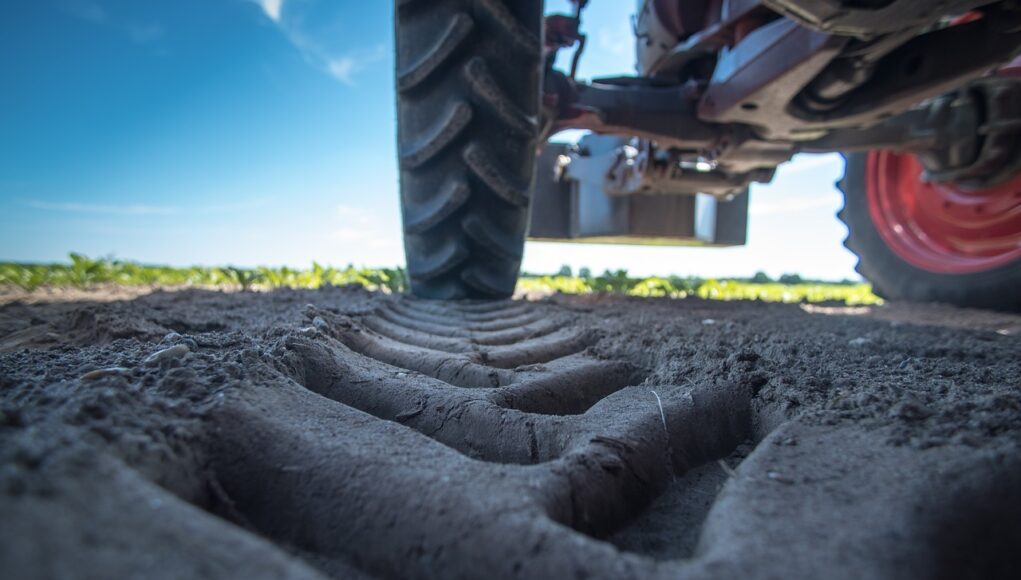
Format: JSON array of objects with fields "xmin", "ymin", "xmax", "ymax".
[
  {"xmin": 649, "ymin": 389, "xmax": 667, "ymax": 433},
  {"xmin": 718, "ymin": 459, "xmax": 738, "ymax": 479},
  {"xmin": 649, "ymin": 388, "xmax": 677, "ymax": 482}
]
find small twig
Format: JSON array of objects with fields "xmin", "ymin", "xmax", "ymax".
[{"xmin": 717, "ymin": 459, "xmax": 739, "ymax": 479}]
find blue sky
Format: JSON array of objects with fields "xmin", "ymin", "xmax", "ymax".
[{"xmin": 0, "ymin": 0, "xmax": 858, "ymax": 280}]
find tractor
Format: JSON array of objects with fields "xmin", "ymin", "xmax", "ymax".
[{"xmin": 394, "ymin": 0, "xmax": 1021, "ymax": 310}]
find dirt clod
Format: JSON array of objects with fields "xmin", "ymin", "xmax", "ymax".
[{"xmin": 143, "ymin": 344, "xmax": 190, "ymax": 365}]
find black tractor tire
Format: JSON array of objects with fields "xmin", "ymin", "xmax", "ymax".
[
  {"xmin": 838, "ymin": 153, "xmax": 1021, "ymax": 311},
  {"xmin": 394, "ymin": 0, "xmax": 543, "ymax": 299}
]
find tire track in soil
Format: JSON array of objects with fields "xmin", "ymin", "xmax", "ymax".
[
  {"xmin": 2, "ymin": 288, "xmax": 1020, "ymax": 579},
  {"xmin": 221, "ymin": 296, "xmax": 756, "ymax": 579}
]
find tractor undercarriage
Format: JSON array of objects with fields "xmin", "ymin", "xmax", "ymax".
[{"xmin": 536, "ymin": 0, "xmax": 1021, "ymax": 244}]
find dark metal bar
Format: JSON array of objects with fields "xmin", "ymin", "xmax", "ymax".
[
  {"xmin": 554, "ymin": 76, "xmax": 724, "ymax": 150},
  {"xmin": 792, "ymin": 13, "xmax": 1021, "ymax": 127}
]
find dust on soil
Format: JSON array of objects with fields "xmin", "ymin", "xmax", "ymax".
[{"xmin": 1, "ymin": 286, "xmax": 1019, "ymax": 579}]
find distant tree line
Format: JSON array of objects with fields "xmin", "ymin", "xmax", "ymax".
[{"xmin": 528, "ymin": 266, "xmax": 859, "ymax": 287}]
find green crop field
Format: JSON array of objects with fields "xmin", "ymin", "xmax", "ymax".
[{"xmin": 0, "ymin": 254, "xmax": 881, "ymax": 305}]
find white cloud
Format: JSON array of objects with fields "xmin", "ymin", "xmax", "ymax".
[
  {"xmin": 327, "ymin": 56, "xmax": 356, "ymax": 84},
  {"xmin": 256, "ymin": 0, "xmax": 285, "ymax": 22},
  {"xmin": 250, "ymin": 0, "xmax": 384, "ymax": 85},
  {"xmin": 323, "ymin": 46, "xmax": 385, "ymax": 84}
]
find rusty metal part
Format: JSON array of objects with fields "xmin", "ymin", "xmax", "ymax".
[
  {"xmin": 545, "ymin": 2, "xmax": 590, "ymax": 80},
  {"xmin": 569, "ymin": 0, "xmax": 589, "ymax": 79},
  {"xmin": 545, "ymin": 14, "xmax": 582, "ymax": 54},
  {"xmin": 645, "ymin": 0, "xmax": 775, "ymax": 77},
  {"xmin": 570, "ymin": 33, "xmax": 588, "ymax": 79},
  {"xmin": 635, "ymin": 0, "xmax": 684, "ymax": 75}
]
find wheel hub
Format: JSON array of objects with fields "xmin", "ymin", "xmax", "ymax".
[{"xmin": 866, "ymin": 151, "xmax": 1021, "ymax": 274}]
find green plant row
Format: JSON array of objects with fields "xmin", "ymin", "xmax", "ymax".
[
  {"xmin": 0, "ymin": 255, "xmax": 881, "ymax": 305},
  {"xmin": 0, "ymin": 254, "xmax": 405, "ymax": 293},
  {"xmin": 516, "ymin": 275, "xmax": 879, "ymax": 305}
]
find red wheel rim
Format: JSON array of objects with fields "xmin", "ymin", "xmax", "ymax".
[{"xmin": 865, "ymin": 151, "xmax": 1021, "ymax": 274}]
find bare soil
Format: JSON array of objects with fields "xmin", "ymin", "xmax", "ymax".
[{"xmin": 1, "ymin": 287, "xmax": 1019, "ymax": 579}]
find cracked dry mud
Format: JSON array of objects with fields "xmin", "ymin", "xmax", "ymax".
[{"xmin": 1, "ymin": 287, "xmax": 1020, "ymax": 579}]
